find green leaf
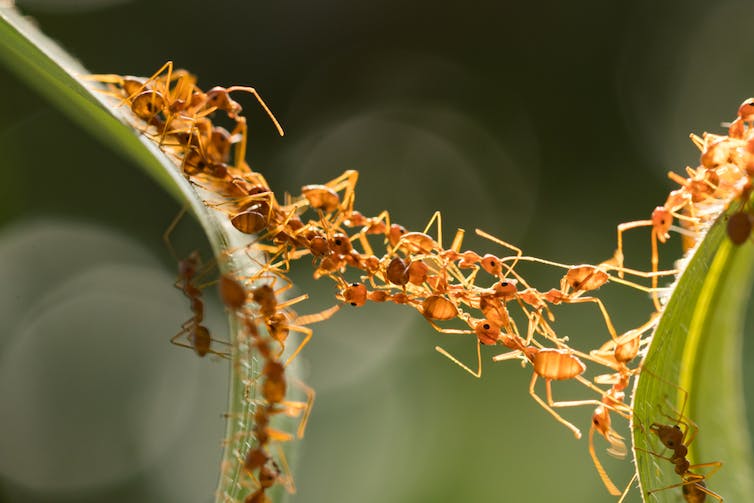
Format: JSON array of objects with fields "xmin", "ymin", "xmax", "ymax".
[
  {"xmin": 0, "ymin": 6, "xmax": 273, "ymax": 502},
  {"xmin": 632, "ymin": 210, "xmax": 754, "ymax": 501}
]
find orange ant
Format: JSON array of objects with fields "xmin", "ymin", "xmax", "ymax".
[
  {"xmin": 497, "ymin": 253, "xmax": 674, "ymax": 339},
  {"xmin": 300, "ymin": 170, "xmax": 359, "ymax": 219},
  {"xmin": 247, "ymin": 272, "xmax": 340, "ymax": 367},
  {"xmin": 584, "ymin": 315, "xmax": 659, "ymax": 495},
  {"xmin": 492, "ymin": 324, "xmax": 612, "ymax": 439},
  {"xmin": 728, "ymin": 97, "xmax": 754, "ymax": 139},
  {"xmin": 88, "ymin": 61, "xmax": 284, "ymax": 136}
]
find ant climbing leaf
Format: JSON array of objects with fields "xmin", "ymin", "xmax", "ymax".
[
  {"xmin": 632, "ymin": 208, "xmax": 754, "ymax": 502},
  {"xmin": 0, "ymin": 6, "xmax": 284, "ymax": 503}
]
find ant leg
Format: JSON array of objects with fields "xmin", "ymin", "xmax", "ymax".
[
  {"xmin": 163, "ymin": 206, "xmax": 189, "ymax": 260},
  {"xmin": 617, "ymin": 473, "xmax": 638, "ymax": 503},
  {"xmin": 275, "ymin": 293, "xmax": 309, "ymax": 312},
  {"xmin": 475, "ymin": 228, "xmax": 523, "ymax": 270},
  {"xmin": 614, "ymin": 219, "xmax": 653, "ymax": 278},
  {"xmin": 423, "ymin": 318, "xmax": 473, "ymax": 335},
  {"xmin": 434, "ymin": 338, "xmax": 482, "ymax": 378},
  {"xmin": 283, "ymin": 305, "xmax": 341, "ymax": 367},
  {"xmin": 589, "ymin": 425, "xmax": 622, "ymax": 496},
  {"xmin": 120, "ymin": 60, "xmax": 174, "ymax": 106},
  {"xmin": 170, "ymin": 320, "xmax": 193, "ymax": 346},
  {"xmin": 546, "ymin": 391, "xmax": 606, "ymax": 411},
  {"xmin": 421, "ymin": 210, "xmax": 444, "ymax": 249},
  {"xmin": 266, "ymin": 427, "xmax": 295, "ymax": 443},
  {"xmin": 492, "ymin": 349, "xmax": 526, "ymax": 365},
  {"xmin": 272, "ymin": 444, "xmax": 297, "ymax": 494},
  {"xmin": 687, "ymin": 461, "xmax": 723, "ymax": 479},
  {"xmin": 529, "ymin": 376, "xmax": 582, "ymax": 438},
  {"xmin": 634, "ymin": 445, "xmax": 675, "ymax": 462},
  {"xmin": 562, "ymin": 296, "xmax": 618, "ymax": 341},
  {"xmin": 322, "ymin": 169, "xmax": 359, "ymax": 216},
  {"xmin": 225, "ymin": 86, "xmax": 285, "ymax": 136},
  {"xmin": 646, "ymin": 477, "xmax": 713, "ymax": 499},
  {"xmin": 281, "ymin": 380, "xmax": 315, "ymax": 439},
  {"xmin": 694, "ymin": 485, "xmax": 724, "ymax": 503},
  {"xmin": 231, "ymin": 117, "xmax": 248, "ymax": 171},
  {"xmin": 650, "ymin": 230, "xmax": 662, "ymax": 311}
]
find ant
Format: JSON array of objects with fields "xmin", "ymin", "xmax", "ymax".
[
  {"xmin": 639, "ymin": 407, "xmax": 723, "ymax": 502},
  {"xmin": 586, "ymin": 314, "xmax": 660, "ymax": 495},
  {"xmin": 247, "ymin": 271, "xmax": 340, "ymax": 367},
  {"xmin": 171, "ymin": 251, "xmax": 230, "ymax": 358},
  {"xmin": 492, "ymin": 318, "xmax": 614, "ymax": 439}
]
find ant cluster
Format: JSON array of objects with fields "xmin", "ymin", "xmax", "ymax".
[{"xmin": 88, "ymin": 62, "xmax": 754, "ymax": 501}]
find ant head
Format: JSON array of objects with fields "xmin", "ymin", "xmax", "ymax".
[
  {"xmin": 342, "ymin": 282, "xmax": 367, "ymax": 307},
  {"xmin": 592, "ymin": 406, "xmax": 611, "ymax": 435},
  {"xmin": 480, "ymin": 254, "xmax": 503, "ymax": 276},
  {"xmin": 387, "ymin": 224, "xmax": 408, "ymax": 247},
  {"xmin": 738, "ymin": 97, "xmax": 754, "ymax": 121},
  {"xmin": 457, "ymin": 250, "xmax": 482, "ymax": 268},
  {"xmin": 267, "ymin": 313, "xmax": 290, "ymax": 341},
  {"xmin": 179, "ymin": 252, "xmax": 201, "ymax": 276},
  {"xmin": 344, "ymin": 210, "xmax": 367, "ymax": 227},
  {"xmin": 492, "ymin": 278, "xmax": 518, "ymax": 299},
  {"xmin": 474, "ymin": 319, "xmax": 501, "ymax": 345},
  {"xmin": 650, "ymin": 423, "xmax": 684, "ymax": 450},
  {"xmin": 729, "ymin": 116, "xmax": 745, "ymax": 139},
  {"xmin": 307, "ymin": 233, "xmax": 331, "ymax": 257},
  {"xmin": 329, "ymin": 233, "xmax": 352, "ymax": 255},
  {"xmin": 206, "ymin": 86, "xmax": 242, "ymax": 117},
  {"xmin": 651, "ymin": 206, "xmax": 673, "ymax": 238}
]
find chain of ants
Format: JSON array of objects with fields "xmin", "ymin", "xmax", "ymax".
[{"xmin": 89, "ymin": 63, "xmax": 754, "ymax": 502}]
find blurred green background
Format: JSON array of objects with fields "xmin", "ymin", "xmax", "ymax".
[{"xmin": 2, "ymin": 1, "xmax": 754, "ymax": 502}]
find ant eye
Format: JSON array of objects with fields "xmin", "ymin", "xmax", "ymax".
[
  {"xmin": 335, "ymin": 239, "xmax": 343, "ymax": 245},
  {"xmin": 593, "ymin": 418, "xmax": 599, "ymax": 425},
  {"xmin": 350, "ymin": 302, "xmax": 357, "ymax": 306},
  {"xmin": 351, "ymin": 283, "xmax": 359, "ymax": 287},
  {"xmin": 501, "ymin": 282, "xmax": 509, "ymax": 286},
  {"xmin": 483, "ymin": 324, "xmax": 490, "ymax": 330}
]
